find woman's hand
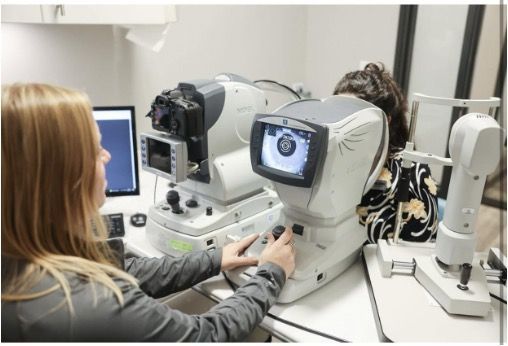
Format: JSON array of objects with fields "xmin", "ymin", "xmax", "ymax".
[
  {"xmin": 220, "ymin": 233, "xmax": 259, "ymax": 271},
  {"xmin": 259, "ymin": 227, "xmax": 296, "ymax": 280}
]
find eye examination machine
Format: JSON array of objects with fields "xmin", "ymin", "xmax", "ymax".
[
  {"xmin": 362, "ymin": 94, "xmax": 506, "ymax": 341},
  {"xmin": 228, "ymin": 95, "xmax": 389, "ymax": 303},
  {"xmin": 140, "ymin": 74, "xmax": 281, "ymax": 256}
]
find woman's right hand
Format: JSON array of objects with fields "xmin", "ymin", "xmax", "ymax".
[{"xmin": 258, "ymin": 227, "xmax": 296, "ymax": 280}]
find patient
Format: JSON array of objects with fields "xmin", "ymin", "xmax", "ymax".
[
  {"xmin": 1, "ymin": 83, "xmax": 295, "ymax": 341},
  {"xmin": 333, "ymin": 62, "xmax": 438, "ymax": 243}
]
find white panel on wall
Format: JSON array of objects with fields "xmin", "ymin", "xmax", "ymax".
[
  {"xmin": 304, "ymin": 5, "xmax": 399, "ymax": 100},
  {"xmin": 1, "ymin": 23, "xmax": 131, "ymax": 106},
  {"xmin": 407, "ymin": 5, "xmax": 469, "ymax": 185}
]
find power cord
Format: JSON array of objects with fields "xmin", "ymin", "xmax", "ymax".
[
  {"xmin": 153, "ymin": 175, "xmax": 158, "ymax": 204},
  {"xmin": 222, "ymin": 272, "xmax": 350, "ymax": 342},
  {"xmin": 489, "ymin": 293, "xmax": 507, "ymax": 305}
]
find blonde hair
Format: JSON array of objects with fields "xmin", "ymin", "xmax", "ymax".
[{"xmin": 1, "ymin": 83, "xmax": 137, "ymax": 313}]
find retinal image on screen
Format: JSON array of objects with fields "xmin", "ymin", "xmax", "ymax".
[
  {"xmin": 93, "ymin": 107, "xmax": 139, "ymax": 196},
  {"xmin": 260, "ymin": 123, "xmax": 312, "ymax": 176}
]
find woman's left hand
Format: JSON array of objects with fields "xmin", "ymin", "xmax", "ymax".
[{"xmin": 220, "ymin": 233, "xmax": 259, "ymax": 271}]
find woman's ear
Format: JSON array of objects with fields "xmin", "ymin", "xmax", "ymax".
[{"xmin": 387, "ymin": 114, "xmax": 392, "ymax": 124}]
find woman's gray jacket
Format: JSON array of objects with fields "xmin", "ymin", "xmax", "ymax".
[{"xmin": 1, "ymin": 249, "xmax": 286, "ymax": 341}]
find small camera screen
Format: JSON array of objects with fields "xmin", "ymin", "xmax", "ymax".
[
  {"xmin": 147, "ymin": 138, "xmax": 172, "ymax": 174},
  {"xmin": 260, "ymin": 123, "xmax": 313, "ymax": 176}
]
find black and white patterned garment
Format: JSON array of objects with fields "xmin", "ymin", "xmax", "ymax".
[{"xmin": 357, "ymin": 147, "xmax": 438, "ymax": 243}]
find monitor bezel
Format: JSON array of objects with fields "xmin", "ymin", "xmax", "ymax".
[{"xmin": 93, "ymin": 106, "xmax": 140, "ymax": 197}]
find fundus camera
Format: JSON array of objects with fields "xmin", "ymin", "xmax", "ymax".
[
  {"xmin": 148, "ymin": 92, "xmax": 204, "ymax": 138},
  {"xmin": 142, "ymin": 77, "xmax": 229, "ymax": 184},
  {"xmin": 141, "ymin": 74, "xmax": 283, "ymax": 258}
]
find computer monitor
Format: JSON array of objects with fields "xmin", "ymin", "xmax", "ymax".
[{"xmin": 93, "ymin": 106, "xmax": 140, "ymax": 197}]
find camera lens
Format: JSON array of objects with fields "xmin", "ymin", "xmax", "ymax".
[{"xmin": 277, "ymin": 134, "xmax": 296, "ymax": 157}]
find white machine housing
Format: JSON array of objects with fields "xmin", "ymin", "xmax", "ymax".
[
  {"xmin": 415, "ymin": 112, "xmax": 504, "ymax": 316},
  {"xmin": 228, "ymin": 95, "xmax": 389, "ymax": 303},
  {"xmin": 367, "ymin": 93, "xmax": 504, "ymax": 319},
  {"xmin": 142, "ymin": 74, "xmax": 282, "ymax": 256},
  {"xmin": 435, "ymin": 113, "xmax": 503, "ymax": 264}
]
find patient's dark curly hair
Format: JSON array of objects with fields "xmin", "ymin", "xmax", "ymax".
[{"xmin": 333, "ymin": 62, "xmax": 409, "ymax": 152}]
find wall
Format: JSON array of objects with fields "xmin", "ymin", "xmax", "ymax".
[
  {"xmin": 1, "ymin": 5, "xmax": 308, "ymax": 136},
  {"xmin": 126, "ymin": 5, "xmax": 308, "ymax": 134},
  {"xmin": 2, "ymin": 5, "xmax": 402, "ymax": 135},
  {"xmin": 407, "ymin": 5, "xmax": 469, "ymax": 184},
  {"xmin": 470, "ymin": 5, "xmax": 507, "ymax": 206},
  {"xmin": 1, "ymin": 23, "xmax": 131, "ymax": 105},
  {"xmin": 304, "ymin": 5, "xmax": 399, "ymax": 99}
]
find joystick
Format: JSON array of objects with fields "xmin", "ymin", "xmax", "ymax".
[
  {"xmin": 272, "ymin": 225, "xmax": 286, "ymax": 240},
  {"xmin": 166, "ymin": 190, "xmax": 183, "ymax": 214}
]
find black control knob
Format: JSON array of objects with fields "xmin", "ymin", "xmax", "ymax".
[
  {"xmin": 272, "ymin": 225, "xmax": 286, "ymax": 240},
  {"xmin": 166, "ymin": 190, "xmax": 183, "ymax": 214},
  {"xmin": 206, "ymin": 206, "xmax": 213, "ymax": 216},
  {"xmin": 186, "ymin": 199, "xmax": 198, "ymax": 208},
  {"xmin": 457, "ymin": 263, "xmax": 472, "ymax": 290}
]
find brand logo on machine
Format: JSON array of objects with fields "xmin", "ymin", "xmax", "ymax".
[{"xmin": 237, "ymin": 105, "xmax": 255, "ymax": 114}]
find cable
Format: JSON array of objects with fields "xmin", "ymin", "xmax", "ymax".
[
  {"xmin": 153, "ymin": 175, "xmax": 158, "ymax": 204},
  {"xmin": 222, "ymin": 272, "xmax": 350, "ymax": 342},
  {"xmin": 254, "ymin": 79, "xmax": 301, "ymax": 100},
  {"xmin": 490, "ymin": 292, "xmax": 507, "ymax": 305}
]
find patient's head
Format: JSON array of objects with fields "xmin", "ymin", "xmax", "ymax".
[{"xmin": 333, "ymin": 62, "xmax": 409, "ymax": 151}]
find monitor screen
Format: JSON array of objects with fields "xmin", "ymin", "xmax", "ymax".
[
  {"xmin": 93, "ymin": 106, "xmax": 140, "ymax": 197},
  {"xmin": 260, "ymin": 123, "xmax": 313, "ymax": 176},
  {"xmin": 147, "ymin": 137, "xmax": 172, "ymax": 175}
]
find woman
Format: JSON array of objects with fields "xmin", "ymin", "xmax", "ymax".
[
  {"xmin": 1, "ymin": 83, "xmax": 295, "ymax": 341},
  {"xmin": 333, "ymin": 63, "xmax": 438, "ymax": 243}
]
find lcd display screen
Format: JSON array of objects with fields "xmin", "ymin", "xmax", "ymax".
[
  {"xmin": 147, "ymin": 138, "xmax": 172, "ymax": 174},
  {"xmin": 260, "ymin": 123, "xmax": 313, "ymax": 176}
]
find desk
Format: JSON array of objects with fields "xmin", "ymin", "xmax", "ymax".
[
  {"xmin": 100, "ymin": 172, "xmax": 380, "ymax": 342},
  {"xmin": 101, "ymin": 171, "xmax": 506, "ymax": 342}
]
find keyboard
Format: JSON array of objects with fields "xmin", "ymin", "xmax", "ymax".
[{"xmin": 102, "ymin": 213, "xmax": 125, "ymax": 238}]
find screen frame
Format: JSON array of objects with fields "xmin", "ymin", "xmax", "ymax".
[
  {"xmin": 260, "ymin": 123, "xmax": 313, "ymax": 176},
  {"xmin": 93, "ymin": 106, "xmax": 140, "ymax": 197},
  {"xmin": 250, "ymin": 114, "xmax": 328, "ymax": 188}
]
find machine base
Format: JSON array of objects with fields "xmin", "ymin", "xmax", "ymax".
[
  {"xmin": 227, "ymin": 249, "xmax": 360, "ymax": 303},
  {"xmin": 363, "ymin": 243, "xmax": 503, "ymax": 342},
  {"xmin": 227, "ymin": 215, "xmax": 366, "ymax": 303},
  {"xmin": 146, "ymin": 192, "xmax": 282, "ymax": 256},
  {"xmin": 414, "ymin": 254, "xmax": 491, "ymax": 316},
  {"xmin": 375, "ymin": 239, "xmax": 491, "ymax": 317}
]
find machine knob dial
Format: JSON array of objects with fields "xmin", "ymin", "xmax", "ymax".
[
  {"xmin": 457, "ymin": 263, "xmax": 472, "ymax": 290},
  {"xmin": 166, "ymin": 190, "xmax": 180, "ymax": 205},
  {"xmin": 271, "ymin": 225, "xmax": 286, "ymax": 240}
]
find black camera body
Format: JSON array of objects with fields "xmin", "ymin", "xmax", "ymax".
[
  {"xmin": 148, "ymin": 93, "xmax": 204, "ymax": 139},
  {"xmin": 145, "ymin": 79, "xmax": 227, "ymax": 184}
]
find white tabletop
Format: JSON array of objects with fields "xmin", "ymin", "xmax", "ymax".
[
  {"xmin": 100, "ymin": 172, "xmax": 380, "ymax": 342},
  {"xmin": 102, "ymin": 172, "xmax": 505, "ymax": 343},
  {"xmin": 363, "ymin": 244, "xmax": 506, "ymax": 343},
  {"xmin": 115, "ymin": 214, "xmax": 379, "ymax": 342}
]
